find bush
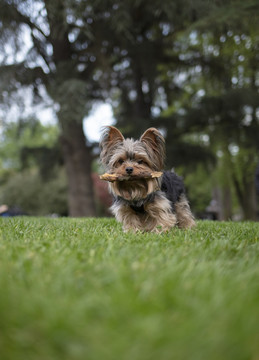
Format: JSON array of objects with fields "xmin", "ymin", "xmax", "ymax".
[{"xmin": 0, "ymin": 169, "xmax": 68, "ymax": 216}]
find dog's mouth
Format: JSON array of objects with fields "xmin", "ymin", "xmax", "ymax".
[
  {"xmin": 110, "ymin": 178, "xmax": 159, "ymax": 201},
  {"xmin": 116, "ymin": 179, "xmax": 148, "ymax": 200},
  {"xmin": 119, "ymin": 174, "xmax": 140, "ymax": 181}
]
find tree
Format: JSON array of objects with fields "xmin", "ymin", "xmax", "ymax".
[
  {"xmin": 171, "ymin": 24, "xmax": 259, "ymax": 219},
  {"xmin": 103, "ymin": 0, "xmax": 221, "ymax": 136},
  {"xmin": 0, "ymin": 0, "xmax": 214, "ymax": 216},
  {"xmin": 0, "ymin": 0, "xmax": 102, "ymax": 216},
  {"xmin": 101, "ymin": 0, "xmax": 259, "ymax": 218},
  {"xmin": 1, "ymin": 0, "xmax": 258, "ymax": 219}
]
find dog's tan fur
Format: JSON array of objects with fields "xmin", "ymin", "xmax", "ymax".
[{"xmin": 111, "ymin": 192, "xmax": 177, "ymax": 233}]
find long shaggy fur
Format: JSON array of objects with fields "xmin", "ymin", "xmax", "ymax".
[{"xmin": 100, "ymin": 126, "xmax": 195, "ymax": 232}]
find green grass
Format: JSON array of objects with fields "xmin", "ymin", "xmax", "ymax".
[{"xmin": 0, "ymin": 218, "xmax": 259, "ymax": 360}]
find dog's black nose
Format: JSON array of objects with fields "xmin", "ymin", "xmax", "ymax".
[{"xmin": 126, "ymin": 167, "xmax": 134, "ymax": 175}]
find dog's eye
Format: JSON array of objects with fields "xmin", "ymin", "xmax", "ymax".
[
  {"xmin": 118, "ymin": 159, "xmax": 124, "ymax": 165},
  {"xmin": 137, "ymin": 160, "xmax": 143, "ymax": 164}
]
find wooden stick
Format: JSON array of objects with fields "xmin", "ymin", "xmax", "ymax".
[{"xmin": 100, "ymin": 171, "xmax": 163, "ymax": 182}]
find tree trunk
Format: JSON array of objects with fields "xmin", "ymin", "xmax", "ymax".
[
  {"xmin": 233, "ymin": 176, "xmax": 257, "ymax": 221},
  {"xmin": 240, "ymin": 182, "xmax": 257, "ymax": 221},
  {"xmin": 219, "ymin": 186, "xmax": 232, "ymax": 221},
  {"xmin": 61, "ymin": 121, "xmax": 96, "ymax": 217}
]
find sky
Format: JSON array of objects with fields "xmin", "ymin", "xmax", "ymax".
[{"xmin": 83, "ymin": 103, "xmax": 115, "ymax": 142}]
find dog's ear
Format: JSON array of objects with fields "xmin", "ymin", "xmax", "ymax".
[
  {"xmin": 140, "ymin": 128, "xmax": 165, "ymax": 170},
  {"xmin": 102, "ymin": 126, "xmax": 124, "ymax": 144},
  {"xmin": 100, "ymin": 126, "xmax": 124, "ymax": 167}
]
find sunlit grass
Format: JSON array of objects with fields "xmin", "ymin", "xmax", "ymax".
[{"xmin": 0, "ymin": 217, "xmax": 259, "ymax": 360}]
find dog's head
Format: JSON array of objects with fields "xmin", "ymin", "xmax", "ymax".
[{"xmin": 99, "ymin": 126, "xmax": 165, "ymax": 200}]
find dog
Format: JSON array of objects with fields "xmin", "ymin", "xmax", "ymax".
[{"xmin": 100, "ymin": 126, "xmax": 195, "ymax": 233}]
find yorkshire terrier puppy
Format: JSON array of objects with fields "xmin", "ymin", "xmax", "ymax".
[{"xmin": 100, "ymin": 126, "xmax": 195, "ymax": 233}]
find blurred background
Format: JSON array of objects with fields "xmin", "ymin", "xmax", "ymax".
[{"xmin": 0, "ymin": 0, "xmax": 258, "ymax": 220}]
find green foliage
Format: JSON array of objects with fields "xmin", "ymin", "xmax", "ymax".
[
  {"xmin": 177, "ymin": 164, "xmax": 213, "ymax": 215},
  {"xmin": 231, "ymin": 148, "xmax": 259, "ymax": 191},
  {"xmin": 0, "ymin": 118, "xmax": 59, "ymax": 174},
  {"xmin": 0, "ymin": 169, "xmax": 68, "ymax": 216},
  {"xmin": 0, "ymin": 218, "xmax": 259, "ymax": 360},
  {"xmin": 0, "ymin": 118, "xmax": 67, "ymax": 215}
]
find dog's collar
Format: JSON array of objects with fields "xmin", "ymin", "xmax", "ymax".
[
  {"xmin": 130, "ymin": 203, "xmax": 145, "ymax": 214},
  {"xmin": 117, "ymin": 193, "xmax": 156, "ymax": 214}
]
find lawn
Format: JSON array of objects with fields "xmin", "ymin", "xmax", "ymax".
[{"xmin": 0, "ymin": 217, "xmax": 258, "ymax": 360}]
